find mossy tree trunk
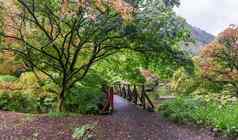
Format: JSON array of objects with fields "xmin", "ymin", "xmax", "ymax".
[{"xmin": 57, "ymin": 86, "xmax": 66, "ymax": 112}]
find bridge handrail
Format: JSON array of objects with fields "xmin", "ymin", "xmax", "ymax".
[{"xmin": 111, "ymin": 82, "xmax": 155, "ymax": 112}]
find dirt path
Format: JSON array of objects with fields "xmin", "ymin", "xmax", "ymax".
[
  {"xmin": 0, "ymin": 95, "xmax": 235, "ymax": 140},
  {"xmin": 96, "ymin": 96, "xmax": 234, "ymax": 140}
]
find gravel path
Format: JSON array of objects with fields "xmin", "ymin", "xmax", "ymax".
[{"xmin": 0, "ymin": 95, "xmax": 236, "ymax": 140}]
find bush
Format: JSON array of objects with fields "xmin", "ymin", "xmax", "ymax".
[
  {"xmin": 64, "ymin": 71, "xmax": 106, "ymax": 114},
  {"xmin": 0, "ymin": 71, "xmax": 106, "ymax": 114},
  {"xmin": 170, "ymin": 67, "xmax": 227, "ymax": 96},
  {"xmin": 0, "ymin": 90, "xmax": 57, "ymax": 113},
  {"xmin": 0, "ymin": 81, "xmax": 105, "ymax": 114},
  {"xmin": 0, "ymin": 86, "xmax": 105, "ymax": 114},
  {"xmin": 64, "ymin": 84, "xmax": 106, "ymax": 114},
  {"xmin": 0, "ymin": 62, "xmax": 18, "ymax": 75},
  {"xmin": 159, "ymin": 96, "xmax": 238, "ymax": 136},
  {"xmin": 170, "ymin": 68, "xmax": 200, "ymax": 95},
  {"xmin": 17, "ymin": 72, "xmax": 47, "ymax": 89},
  {"xmin": 159, "ymin": 97, "xmax": 204, "ymax": 123}
]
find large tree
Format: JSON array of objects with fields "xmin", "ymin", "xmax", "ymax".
[
  {"xmin": 200, "ymin": 25, "xmax": 238, "ymax": 94},
  {"xmin": 0, "ymin": 0, "xmax": 193, "ymax": 111},
  {"xmin": 1, "ymin": 0, "xmax": 138, "ymax": 111}
]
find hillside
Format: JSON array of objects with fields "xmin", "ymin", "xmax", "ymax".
[
  {"xmin": 183, "ymin": 25, "xmax": 215, "ymax": 55},
  {"xmin": 191, "ymin": 26, "xmax": 215, "ymax": 44}
]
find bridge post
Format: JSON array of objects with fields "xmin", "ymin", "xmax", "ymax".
[
  {"xmin": 109, "ymin": 87, "xmax": 114, "ymax": 112},
  {"xmin": 132, "ymin": 85, "xmax": 138, "ymax": 104},
  {"xmin": 141, "ymin": 84, "xmax": 146, "ymax": 109},
  {"xmin": 101, "ymin": 85, "xmax": 110, "ymax": 113},
  {"xmin": 127, "ymin": 84, "xmax": 132, "ymax": 101},
  {"xmin": 122, "ymin": 85, "xmax": 126, "ymax": 98},
  {"xmin": 118, "ymin": 84, "xmax": 122, "ymax": 96}
]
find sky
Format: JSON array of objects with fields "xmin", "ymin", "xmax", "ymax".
[{"xmin": 174, "ymin": 0, "xmax": 238, "ymax": 35}]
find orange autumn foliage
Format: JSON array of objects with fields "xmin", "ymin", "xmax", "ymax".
[
  {"xmin": 200, "ymin": 25, "xmax": 238, "ymax": 82},
  {"xmin": 61, "ymin": 0, "xmax": 134, "ymax": 20}
]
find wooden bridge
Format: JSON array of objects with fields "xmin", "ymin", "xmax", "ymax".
[{"xmin": 101, "ymin": 83, "xmax": 155, "ymax": 113}]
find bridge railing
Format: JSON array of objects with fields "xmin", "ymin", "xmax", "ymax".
[
  {"xmin": 112, "ymin": 83, "xmax": 155, "ymax": 112},
  {"xmin": 100, "ymin": 83, "xmax": 155, "ymax": 114}
]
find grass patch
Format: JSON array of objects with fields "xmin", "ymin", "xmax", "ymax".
[
  {"xmin": 47, "ymin": 111, "xmax": 82, "ymax": 118},
  {"xmin": 159, "ymin": 96, "xmax": 238, "ymax": 136},
  {"xmin": 47, "ymin": 111, "xmax": 69, "ymax": 118},
  {"xmin": 0, "ymin": 75, "xmax": 18, "ymax": 82}
]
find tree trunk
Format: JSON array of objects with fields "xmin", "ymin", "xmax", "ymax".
[
  {"xmin": 57, "ymin": 97, "xmax": 64, "ymax": 112},
  {"xmin": 57, "ymin": 87, "xmax": 66, "ymax": 112}
]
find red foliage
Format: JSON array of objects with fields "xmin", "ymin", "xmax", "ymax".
[{"xmin": 200, "ymin": 25, "xmax": 238, "ymax": 82}]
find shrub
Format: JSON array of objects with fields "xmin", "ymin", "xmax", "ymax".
[
  {"xmin": 159, "ymin": 97, "xmax": 204, "ymax": 123},
  {"xmin": 159, "ymin": 96, "xmax": 238, "ymax": 136},
  {"xmin": 0, "ymin": 71, "xmax": 106, "ymax": 114},
  {"xmin": 0, "ymin": 62, "xmax": 18, "ymax": 75},
  {"xmin": 17, "ymin": 72, "xmax": 42, "ymax": 89},
  {"xmin": 40, "ymin": 79, "xmax": 58, "ymax": 93},
  {"xmin": 170, "ymin": 67, "xmax": 227, "ymax": 96},
  {"xmin": 170, "ymin": 68, "xmax": 200, "ymax": 95},
  {"xmin": 0, "ymin": 86, "xmax": 105, "ymax": 114},
  {"xmin": 0, "ymin": 81, "xmax": 105, "ymax": 114},
  {"xmin": 64, "ymin": 85, "xmax": 106, "ymax": 114},
  {"xmin": 64, "ymin": 71, "xmax": 106, "ymax": 114},
  {"xmin": 0, "ymin": 90, "xmax": 57, "ymax": 113}
]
